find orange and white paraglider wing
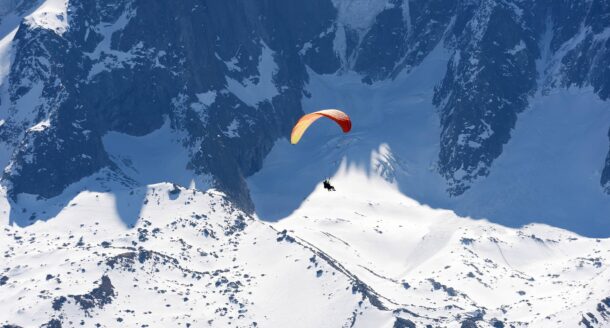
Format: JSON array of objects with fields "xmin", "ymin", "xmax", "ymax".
[{"xmin": 290, "ymin": 109, "xmax": 352, "ymax": 144}]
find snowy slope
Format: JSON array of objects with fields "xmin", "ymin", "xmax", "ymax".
[
  {"xmin": 0, "ymin": 182, "xmax": 394, "ymax": 327},
  {"xmin": 272, "ymin": 167, "xmax": 610, "ymax": 327},
  {"xmin": 3, "ymin": 174, "xmax": 610, "ymax": 326}
]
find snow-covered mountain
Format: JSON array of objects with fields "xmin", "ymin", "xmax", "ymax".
[
  {"xmin": 0, "ymin": 0, "xmax": 608, "ymax": 234},
  {"xmin": 1, "ymin": 0, "xmax": 610, "ymax": 326},
  {"xmin": 2, "ymin": 177, "xmax": 610, "ymax": 327}
]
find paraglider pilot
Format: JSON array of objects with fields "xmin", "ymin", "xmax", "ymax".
[{"xmin": 323, "ymin": 179, "xmax": 336, "ymax": 191}]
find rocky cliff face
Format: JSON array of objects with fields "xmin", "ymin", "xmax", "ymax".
[
  {"xmin": 433, "ymin": 0, "xmax": 610, "ymax": 195},
  {"xmin": 0, "ymin": 0, "xmax": 608, "ymax": 214},
  {"xmin": 433, "ymin": 0, "xmax": 544, "ymax": 194},
  {"xmin": 0, "ymin": 0, "xmax": 337, "ymax": 208}
]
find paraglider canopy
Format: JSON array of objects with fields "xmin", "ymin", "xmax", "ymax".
[{"xmin": 290, "ymin": 109, "xmax": 352, "ymax": 144}]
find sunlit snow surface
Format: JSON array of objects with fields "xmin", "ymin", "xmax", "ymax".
[
  {"xmin": 271, "ymin": 167, "xmax": 610, "ymax": 326},
  {"xmin": 2, "ymin": 180, "xmax": 610, "ymax": 326},
  {"xmin": 0, "ymin": 183, "xmax": 394, "ymax": 327},
  {"xmin": 102, "ymin": 120, "xmax": 213, "ymax": 191}
]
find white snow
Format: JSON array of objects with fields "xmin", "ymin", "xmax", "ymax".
[
  {"xmin": 223, "ymin": 118, "xmax": 240, "ymax": 138},
  {"xmin": 24, "ymin": 0, "xmax": 68, "ymax": 35},
  {"xmin": 27, "ymin": 118, "xmax": 50, "ymax": 132},
  {"xmin": 506, "ymin": 40, "xmax": 526, "ymax": 55},
  {"xmin": 370, "ymin": 143, "xmax": 408, "ymax": 183},
  {"xmin": 270, "ymin": 166, "xmax": 610, "ymax": 325},
  {"xmin": 468, "ymin": 0, "xmax": 495, "ymax": 43},
  {"xmin": 188, "ymin": 92, "xmax": 216, "ymax": 121},
  {"xmin": 0, "ymin": 28, "xmax": 16, "ymax": 95},
  {"xmin": 86, "ymin": 7, "xmax": 137, "ymax": 79},
  {"xmin": 220, "ymin": 53, "xmax": 241, "ymax": 72},
  {"xmin": 3, "ymin": 173, "xmax": 609, "ymax": 326},
  {"xmin": 87, "ymin": 9, "xmax": 134, "ymax": 61},
  {"xmin": 299, "ymin": 41, "xmax": 313, "ymax": 56},
  {"xmin": 593, "ymin": 27, "xmax": 610, "ymax": 42},
  {"xmin": 332, "ymin": 0, "xmax": 390, "ymax": 31},
  {"xmin": 195, "ymin": 90, "xmax": 217, "ymax": 107},
  {"xmin": 226, "ymin": 43, "xmax": 279, "ymax": 107},
  {"xmin": 332, "ymin": 25, "xmax": 348, "ymax": 66},
  {"xmin": 102, "ymin": 119, "xmax": 211, "ymax": 191},
  {"xmin": 402, "ymin": 0, "xmax": 411, "ymax": 32},
  {"xmin": 0, "ymin": 182, "xmax": 395, "ymax": 327}
]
